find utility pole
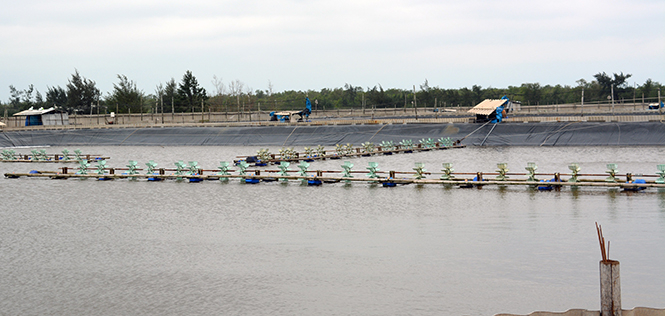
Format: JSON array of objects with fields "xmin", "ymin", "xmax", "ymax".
[
  {"xmin": 659, "ymin": 88, "xmax": 662, "ymax": 115},
  {"xmin": 403, "ymin": 94, "xmax": 407, "ymax": 113},
  {"xmin": 372, "ymin": 98, "xmax": 375, "ymax": 119},
  {"xmin": 633, "ymin": 82, "xmax": 636, "ymax": 110},
  {"xmin": 413, "ymin": 85, "xmax": 418, "ymax": 120},
  {"xmin": 581, "ymin": 87, "xmax": 584, "ymax": 115},
  {"xmin": 362, "ymin": 92, "xmax": 365, "ymax": 115},
  {"xmin": 160, "ymin": 96, "xmax": 164, "ymax": 124},
  {"xmin": 611, "ymin": 84, "xmax": 615, "ymax": 114}
]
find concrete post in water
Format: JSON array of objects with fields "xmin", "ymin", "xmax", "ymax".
[
  {"xmin": 600, "ymin": 260, "xmax": 621, "ymax": 316},
  {"xmin": 596, "ymin": 222, "xmax": 621, "ymax": 316}
]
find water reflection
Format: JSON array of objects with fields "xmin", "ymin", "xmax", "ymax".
[
  {"xmin": 606, "ymin": 189, "xmax": 619, "ymax": 219},
  {"xmin": 527, "ymin": 186, "xmax": 538, "ymax": 200},
  {"xmin": 497, "ymin": 185, "xmax": 508, "ymax": 200},
  {"xmin": 658, "ymin": 189, "xmax": 665, "ymax": 213}
]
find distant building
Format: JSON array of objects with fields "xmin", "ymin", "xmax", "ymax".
[{"xmin": 13, "ymin": 107, "xmax": 69, "ymax": 126}]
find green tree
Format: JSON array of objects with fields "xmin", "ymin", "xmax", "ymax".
[
  {"xmin": 640, "ymin": 79, "xmax": 655, "ymax": 99},
  {"xmin": 521, "ymin": 83, "xmax": 542, "ymax": 105},
  {"xmin": 176, "ymin": 70, "xmax": 207, "ymax": 112},
  {"xmin": 66, "ymin": 69, "xmax": 100, "ymax": 113},
  {"xmin": 8, "ymin": 85, "xmax": 23, "ymax": 108},
  {"xmin": 459, "ymin": 87, "xmax": 473, "ymax": 106},
  {"xmin": 155, "ymin": 78, "xmax": 178, "ymax": 113},
  {"xmin": 106, "ymin": 74, "xmax": 143, "ymax": 113},
  {"xmin": 471, "ymin": 85, "xmax": 484, "ymax": 105},
  {"xmin": 366, "ymin": 85, "xmax": 393, "ymax": 108},
  {"xmin": 22, "ymin": 84, "xmax": 35, "ymax": 108},
  {"xmin": 6, "ymin": 84, "xmax": 46, "ymax": 112},
  {"xmin": 342, "ymin": 83, "xmax": 361, "ymax": 108},
  {"xmin": 593, "ymin": 72, "xmax": 632, "ymax": 99},
  {"xmin": 46, "ymin": 86, "xmax": 68, "ymax": 108}
]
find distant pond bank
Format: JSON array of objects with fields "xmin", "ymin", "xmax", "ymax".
[{"xmin": 2, "ymin": 122, "xmax": 665, "ymax": 147}]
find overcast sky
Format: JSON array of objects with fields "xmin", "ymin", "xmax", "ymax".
[{"xmin": 1, "ymin": 0, "xmax": 663, "ymax": 101}]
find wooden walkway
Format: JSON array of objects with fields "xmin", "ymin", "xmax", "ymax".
[{"xmin": 6, "ymin": 169, "xmax": 665, "ymax": 190}]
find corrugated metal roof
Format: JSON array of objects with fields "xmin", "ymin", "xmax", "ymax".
[
  {"xmin": 467, "ymin": 99, "xmax": 507, "ymax": 115},
  {"xmin": 13, "ymin": 107, "xmax": 63, "ymax": 116}
]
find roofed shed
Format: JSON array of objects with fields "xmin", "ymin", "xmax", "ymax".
[
  {"xmin": 468, "ymin": 99, "xmax": 512, "ymax": 123},
  {"xmin": 13, "ymin": 107, "xmax": 69, "ymax": 126}
]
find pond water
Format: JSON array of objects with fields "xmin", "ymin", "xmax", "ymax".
[{"xmin": 1, "ymin": 146, "xmax": 664, "ymax": 315}]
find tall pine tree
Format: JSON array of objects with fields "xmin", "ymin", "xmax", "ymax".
[{"xmin": 176, "ymin": 70, "xmax": 207, "ymax": 112}]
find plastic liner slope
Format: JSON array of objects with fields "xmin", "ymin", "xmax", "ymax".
[{"xmin": 1, "ymin": 122, "xmax": 664, "ymax": 147}]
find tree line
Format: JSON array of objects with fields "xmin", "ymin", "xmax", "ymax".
[{"xmin": 3, "ymin": 70, "xmax": 662, "ymax": 116}]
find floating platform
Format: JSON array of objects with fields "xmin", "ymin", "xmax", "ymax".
[
  {"xmin": 0, "ymin": 157, "xmax": 110, "ymax": 163},
  {"xmin": 1, "ymin": 151, "xmax": 109, "ymax": 163},
  {"xmin": 6, "ymin": 168, "xmax": 665, "ymax": 191},
  {"xmin": 235, "ymin": 144, "xmax": 466, "ymax": 165}
]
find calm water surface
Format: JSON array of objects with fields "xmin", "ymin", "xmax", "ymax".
[{"xmin": 1, "ymin": 146, "xmax": 664, "ymax": 315}]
